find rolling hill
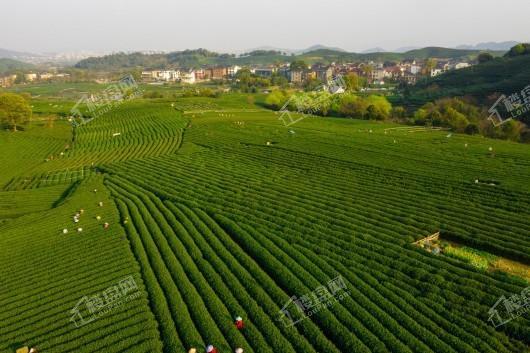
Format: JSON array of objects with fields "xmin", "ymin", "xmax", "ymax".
[
  {"xmin": 403, "ymin": 53, "xmax": 530, "ymax": 114},
  {"xmin": 0, "ymin": 58, "xmax": 34, "ymax": 75},
  {"xmin": 0, "ymin": 93, "xmax": 529, "ymax": 353},
  {"xmin": 74, "ymin": 47, "xmax": 503, "ymax": 70}
]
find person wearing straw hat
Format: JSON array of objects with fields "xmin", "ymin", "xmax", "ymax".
[
  {"xmin": 235, "ymin": 316, "xmax": 244, "ymax": 330},
  {"xmin": 206, "ymin": 345, "xmax": 218, "ymax": 353}
]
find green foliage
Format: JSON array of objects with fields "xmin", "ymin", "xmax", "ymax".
[
  {"xmin": 264, "ymin": 90, "xmax": 287, "ymax": 110},
  {"xmin": 180, "ymin": 88, "xmax": 220, "ymax": 98},
  {"xmin": 233, "ymin": 69, "xmax": 271, "ymax": 92},
  {"xmin": 407, "ymin": 54, "xmax": 530, "ymax": 112},
  {"xmin": 477, "ymin": 52, "xmax": 494, "ymax": 63},
  {"xmin": 74, "ymin": 47, "xmax": 496, "ymax": 71},
  {"xmin": 343, "ymin": 73, "xmax": 365, "ymax": 91},
  {"xmin": 0, "ymin": 58, "xmax": 34, "ymax": 75},
  {"xmin": 264, "ymin": 91, "xmax": 392, "ymax": 120},
  {"xmin": 444, "ymin": 246, "xmax": 497, "ymax": 271},
  {"xmin": 290, "ymin": 60, "xmax": 308, "ymax": 71},
  {"xmin": 415, "ymin": 98, "xmax": 482, "ymax": 132},
  {"xmin": 1, "ymin": 91, "xmax": 530, "ymax": 353},
  {"xmin": 0, "ymin": 92, "xmax": 32, "ymax": 131},
  {"xmin": 504, "ymin": 43, "xmax": 530, "ymax": 58}
]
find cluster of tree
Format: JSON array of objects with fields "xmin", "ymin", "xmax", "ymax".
[
  {"xmin": 239, "ymin": 50, "xmax": 285, "ymax": 57},
  {"xmin": 73, "ymin": 47, "xmax": 490, "ymax": 72},
  {"xmin": 477, "ymin": 52, "xmax": 494, "ymax": 63},
  {"xmin": 142, "ymin": 91, "xmax": 165, "ymax": 99},
  {"xmin": 265, "ymin": 90, "xmax": 392, "ymax": 120},
  {"xmin": 0, "ymin": 58, "xmax": 34, "ymax": 75},
  {"xmin": 232, "ymin": 69, "xmax": 276, "ymax": 93},
  {"xmin": 504, "ymin": 43, "xmax": 530, "ymax": 57},
  {"xmin": 413, "ymin": 97, "xmax": 529, "ymax": 142},
  {"xmin": 0, "ymin": 93, "xmax": 32, "ymax": 131},
  {"xmin": 180, "ymin": 88, "xmax": 220, "ymax": 98}
]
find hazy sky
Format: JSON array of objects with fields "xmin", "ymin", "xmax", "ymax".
[{"xmin": 3, "ymin": 0, "xmax": 529, "ymax": 53}]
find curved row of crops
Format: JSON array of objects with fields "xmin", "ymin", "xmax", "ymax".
[
  {"xmin": 2, "ymin": 99, "xmax": 529, "ymax": 353},
  {"xmin": 101, "ymin": 166, "xmax": 518, "ymax": 352},
  {"xmin": 24, "ymin": 102, "xmax": 187, "ymax": 175},
  {"xmin": 0, "ymin": 183, "xmax": 72, "ymax": 219},
  {"xmin": 97, "ymin": 108, "xmax": 530, "ymax": 352},
  {"xmin": 0, "ymin": 177, "xmax": 162, "ymax": 353}
]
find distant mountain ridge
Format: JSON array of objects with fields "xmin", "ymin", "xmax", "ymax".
[
  {"xmin": 362, "ymin": 47, "xmax": 387, "ymax": 54},
  {"xmin": 244, "ymin": 44, "xmax": 346, "ymax": 55},
  {"xmin": 0, "ymin": 48, "xmax": 105, "ymax": 64},
  {"xmin": 0, "ymin": 58, "xmax": 34, "ymax": 74},
  {"xmin": 75, "ymin": 46, "xmax": 504, "ymax": 70},
  {"xmin": 455, "ymin": 41, "xmax": 520, "ymax": 51}
]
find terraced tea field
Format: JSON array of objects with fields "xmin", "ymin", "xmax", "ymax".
[{"xmin": 0, "ymin": 97, "xmax": 529, "ymax": 353}]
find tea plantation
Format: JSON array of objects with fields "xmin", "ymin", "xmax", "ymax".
[{"xmin": 0, "ymin": 97, "xmax": 529, "ymax": 353}]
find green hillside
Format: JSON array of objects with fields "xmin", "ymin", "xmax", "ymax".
[
  {"xmin": 0, "ymin": 93, "xmax": 529, "ymax": 353},
  {"xmin": 403, "ymin": 54, "xmax": 530, "ymax": 111},
  {"xmin": 75, "ymin": 47, "xmax": 500, "ymax": 70},
  {"xmin": 0, "ymin": 58, "xmax": 34, "ymax": 75}
]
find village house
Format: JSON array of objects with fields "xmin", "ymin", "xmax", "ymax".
[
  {"xmin": 454, "ymin": 62, "xmax": 470, "ymax": 70},
  {"xmin": 141, "ymin": 70, "xmax": 158, "ymax": 82},
  {"xmin": 371, "ymin": 68, "xmax": 386, "ymax": 81},
  {"xmin": 180, "ymin": 70, "xmax": 196, "ymax": 84},
  {"xmin": 399, "ymin": 71, "xmax": 417, "ymax": 84},
  {"xmin": 39, "ymin": 73, "xmax": 54, "ymax": 80},
  {"xmin": 305, "ymin": 71, "xmax": 317, "ymax": 80},
  {"xmin": 211, "ymin": 67, "xmax": 227, "ymax": 80},
  {"xmin": 141, "ymin": 70, "xmax": 180, "ymax": 82},
  {"xmin": 159, "ymin": 70, "xmax": 180, "ymax": 81},
  {"xmin": 0, "ymin": 74, "xmax": 17, "ymax": 87},
  {"xmin": 313, "ymin": 65, "xmax": 333, "ymax": 83},
  {"xmin": 227, "ymin": 65, "xmax": 241, "ymax": 77},
  {"xmin": 194, "ymin": 69, "xmax": 206, "ymax": 81},
  {"xmin": 254, "ymin": 67, "xmax": 276, "ymax": 78},
  {"xmin": 288, "ymin": 70, "xmax": 303, "ymax": 83},
  {"xmin": 24, "ymin": 73, "xmax": 38, "ymax": 82}
]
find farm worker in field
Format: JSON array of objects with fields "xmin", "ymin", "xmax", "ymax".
[
  {"xmin": 80, "ymin": 209, "xmax": 85, "ymax": 214},
  {"xmin": 94, "ymin": 189, "xmax": 98, "ymax": 193},
  {"xmin": 62, "ymin": 228, "xmax": 68, "ymax": 234},
  {"xmin": 188, "ymin": 349, "xmax": 197, "ymax": 353},
  {"xmin": 206, "ymin": 345, "xmax": 218, "ymax": 353},
  {"xmin": 29, "ymin": 348, "xmax": 38, "ymax": 353},
  {"xmin": 96, "ymin": 215, "xmax": 101, "ymax": 221},
  {"xmin": 234, "ymin": 316, "xmax": 244, "ymax": 330},
  {"xmin": 77, "ymin": 227, "xmax": 83, "ymax": 232},
  {"xmin": 99, "ymin": 201, "xmax": 103, "ymax": 207},
  {"xmin": 235, "ymin": 348, "xmax": 243, "ymax": 353},
  {"xmin": 104, "ymin": 222, "xmax": 110, "ymax": 230}
]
